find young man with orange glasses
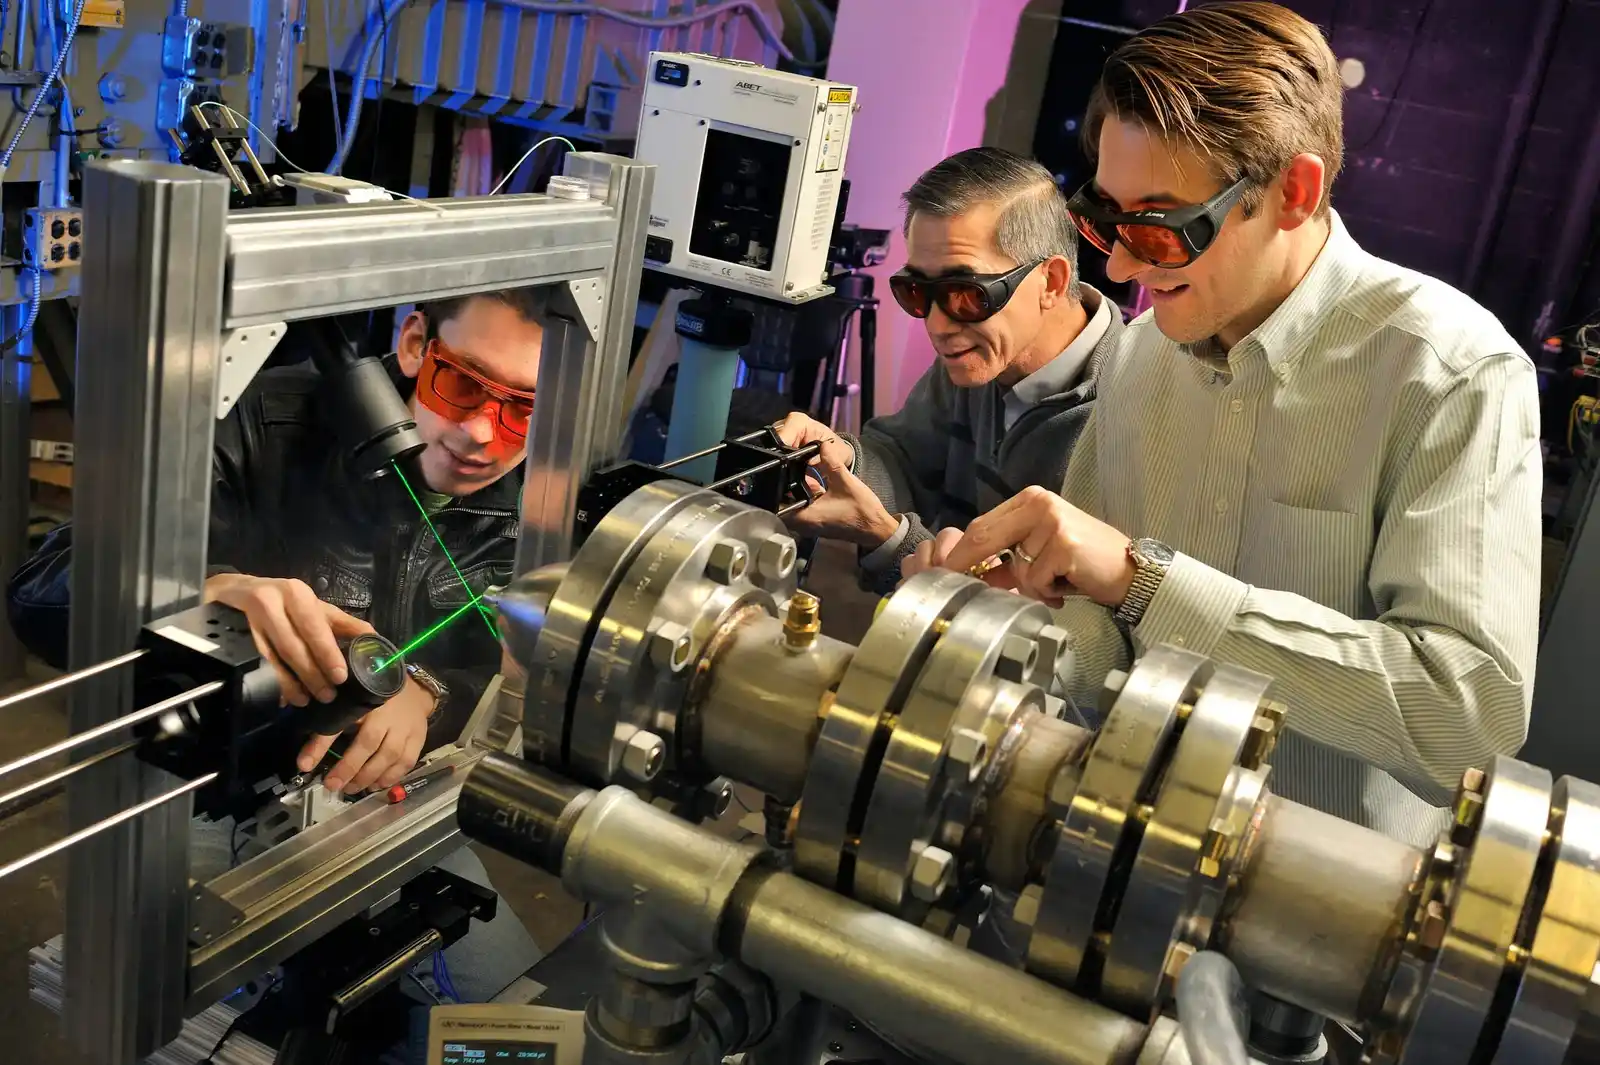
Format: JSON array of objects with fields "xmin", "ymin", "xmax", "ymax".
[{"xmin": 8, "ymin": 288, "xmax": 543, "ymax": 803}]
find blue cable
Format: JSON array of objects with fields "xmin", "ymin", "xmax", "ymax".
[{"xmin": 0, "ymin": 0, "xmax": 87, "ymax": 171}]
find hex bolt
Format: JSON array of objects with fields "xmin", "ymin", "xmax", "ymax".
[
  {"xmin": 622, "ymin": 730, "xmax": 666, "ymax": 782},
  {"xmin": 758, "ymin": 532, "xmax": 798, "ymax": 580},
  {"xmin": 706, "ymin": 539, "xmax": 749, "ymax": 584},
  {"xmin": 946, "ymin": 727, "xmax": 989, "ymax": 784},
  {"xmin": 649, "ymin": 621, "xmax": 692, "ymax": 673},
  {"xmin": 910, "ymin": 844, "xmax": 955, "ymax": 902},
  {"xmin": 1461, "ymin": 766, "xmax": 1487, "ymax": 794},
  {"xmin": 703, "ymin": 777, "xmax": 734, "ymax": 820},
  {"xmin": 1013, "ymin": 883, "xmax": 1044, "ymax": 928},
  {"xmin": 995, "ymin": 635, "xmax": 1038, "ymax": 683},
  {"xmin": 783, "ymin": 591, "xmax": 821, "ymax": 650}
]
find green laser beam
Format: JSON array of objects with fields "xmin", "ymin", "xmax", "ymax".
[
  {"xmin": 376, "ymin": 596, "xmax": 484, "ymax": 671},
  {"xmin": 392, "ymin": 459, "xmax": 501, "ymax": 642}
]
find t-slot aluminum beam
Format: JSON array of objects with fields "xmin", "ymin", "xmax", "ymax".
[
  {"xmin": 65, "ymin": 153, "xmax": 653, "ymax": 1062},
  {"xmin": 68, "ymin": 159, "xmax": 231, "ymax": 1062}
]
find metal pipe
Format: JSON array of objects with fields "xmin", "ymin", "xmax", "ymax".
[
  {"xmin": 0, "ymin": 649, "xmax": 147, "ymax": 714},
  {"xmin": 732, "ymin": 870, "xmax": 1149, "ymax": 1065},
  {"xmin": 0, "ymin": 738, "xmax": 138, "ymax": 820},
  {"xmin": 980, "ymin": 714, "xmax": 1091, "ymax": 892},
  {"xmin": 694, "ymin": 613, "xmax": 853, "ymax": 802},
  {"xmin": 0, "ymin": 770, "xmax": 217, "ymax": 882},
  {"xmin": 1218, "ymin": 796, "xmax": 1422, "ymax": 1026},
  {"xmin": 0, "ymin": 679, "xmax": 221, "ymax": 784},
  {"xmin": 456, "ymin": 752, "xmax": 593, "ymax": 871},
  {"xmin": 1175, "ymin": 952, "xmax": 1250, "ymax": 1065}
]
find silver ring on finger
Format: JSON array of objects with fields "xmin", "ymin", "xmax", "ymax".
[{"xmin": 1011, "ymin": 545, "xmax": 1037, "ymax": 565}]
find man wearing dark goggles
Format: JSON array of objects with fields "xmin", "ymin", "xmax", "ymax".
[
  {"xmin": 927, "ymin": 2, "xmax": 1540, "ymax": 849},
  {"xmin": 775, "ymin": 147, "xmax": 1124, "ymax": 593}
]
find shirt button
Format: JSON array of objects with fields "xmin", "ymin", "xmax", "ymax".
[
  {"xmin": 1214, "ymin": 498, "xmax": 1227, "ymax": 513},
  {"xmin": 313, "ymin": 575, "xmax": 330, "ymax": 594},
  {"xmin": 1229, "ymin": 399, "xmax": 1243, "ymax": 414},
  {"xmin": 1172, "ymin": 635, "xmax": 1186, "ymax": 646}
]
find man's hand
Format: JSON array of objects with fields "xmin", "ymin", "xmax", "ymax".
[
  {"xmin": 901, "ymin": 527, "xmax": 963, "ymax": 583},
  {"xmin": 296, "ymin": 676, "xmax": 433, "ymax": 794},
  {"xmin": 940, "ymin": 486, "xmax": 1137, "ymax": 608},
  {"xmin": 772, "ymin": 413, "xmax": 899, "ymax": 548},
  {"xmin": 204, "ymin": 573, "xmax": 374, "ymax": 707}
]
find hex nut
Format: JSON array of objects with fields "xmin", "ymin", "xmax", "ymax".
[
  {"xmin": 1013, "ymin": 884, "xmax": 1044, "ymax": 928},
  {"xmin": 706, "ymin": 540, "xmax": 749, "ymax": 584},
  {"xmin": 757, "ymin": 533, "xmax": 798, "ymax": 580},
  {"xmin": 946, "ymin": 727, "xmax": 989, "ymax": 783},
  {"xmin": 649, "ymin": 621, "xmax": 692, "ymax": 673},
  {"xmin": 622, "ymin": 730, "xmax": 666, "ymax": 782},
  {"xmin": 704, "ymin": 777, "xmax": 734, "ymax": 820},
  {"xmin": 1418, "ymin": 900, "xmax": 1448, "ymax": 952},
  {"xmin": 910, "ymin": 844, "xmax": 955, "ymax": 902},
  {"xmin": 995, "ymin": 635, "xmax": 1039, "ymax": 683},
  {"xmin": 1164, "ymin": 941, "xmax": 1197, "ymax": 981},
  {"xmin": 1034, "ymin": 624, "xmax": 1072, "ymax": 684},
  {"xmin": 1098, "ymin": 668, "xmax": 1130, "ymax": 718},
  {"xmin": 1461, "ymin": 766, "xmax": 1487, "ymax": 794}
]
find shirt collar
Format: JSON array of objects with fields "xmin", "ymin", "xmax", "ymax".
[
  {"xmin": 1010, "ymin": 286, "xmax": 1114, "ymax": 408},
  {"xmin": 1183, "ymin": 210, "xmax": 1365, "ymax": 380}
]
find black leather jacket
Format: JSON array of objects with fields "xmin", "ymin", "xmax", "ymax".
[{"xmin": 5, "ymin": 357, "xmax": 519, "ymax": 747}]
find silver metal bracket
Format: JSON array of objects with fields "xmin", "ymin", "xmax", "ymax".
[
  {"xmin": 188, "ymin": 882, "xmax": 245, "ymax": 948},
  {"xmin": 563, "ymin": 277, "xmax": 605, "ymax": 342},
  {"xmin": 216, "ymin": 322, "xmax": 286, "ymax": 419}
]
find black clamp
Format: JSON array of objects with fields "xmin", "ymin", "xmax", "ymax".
[{"xmin": 574, "ymin": 426, "xmax": 818, "ymax": 544}]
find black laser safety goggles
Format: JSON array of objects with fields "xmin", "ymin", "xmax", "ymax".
[
  {"xmin": 888, "ymin": 259, "xmax": 1045, "ymax": 324},
  {"xmin": 1066, "ymin": 175, "xmax": 1251, "ymax": 269}
]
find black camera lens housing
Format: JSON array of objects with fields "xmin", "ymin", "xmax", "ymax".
[{"xmin": 298, "ymin": 633, "xmax": 407, "ymax": 736}]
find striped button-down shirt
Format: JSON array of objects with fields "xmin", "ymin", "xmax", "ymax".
[{"xmin": 1053, "ymin": 212, "xmax": 1541, "ymax": 848}]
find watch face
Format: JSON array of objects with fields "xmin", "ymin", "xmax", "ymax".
[{"xmin": 1135, "ymin": 538, "xmax": 1175, "ymax": 564}]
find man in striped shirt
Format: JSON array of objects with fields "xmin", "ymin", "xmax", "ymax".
[{"xmin": 927, "ymin": 2, "xmax": 1541, "ymax": 847}]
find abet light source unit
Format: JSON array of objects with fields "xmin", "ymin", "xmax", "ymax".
[{"xmin": 635, "ymin": 51, "xmax": 858, "ymax": 304}]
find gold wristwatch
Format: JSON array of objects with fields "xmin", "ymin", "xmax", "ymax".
[{"xmin": 1113, "ymin": 538, "xmax": 1175, "ymax": 627}]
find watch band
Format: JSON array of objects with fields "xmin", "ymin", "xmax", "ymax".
[
  {"xmin": 405, "ymin": 662, "xmax": 448, "ymax": 716},
  {"xmin": 1114, "ymin": 538, "xmax": 1174, "ymax": 627}
]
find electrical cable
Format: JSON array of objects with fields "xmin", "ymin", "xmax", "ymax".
[
  {"xmin": 1347, "ymin": 0, "xmax": 1438, "ymax": 155},
  {"xmin": 0, "ymin": 0, "xmax": 86, "ymax": 171},
  {"xmin": 195, "ymin": 100, "xmax": 447, "ymax": 214},
  {"xmin": 489, "ymin": 135, "xmax": 577, "ymax": 196},
  {"xmin": 368, "ymin": 0, "xmax": 390, "ymax": 178},
  {"xmin": 0, "ymin": 267, "xmax": 41, "ymax": 354},
  {"xmin": 328, "ymin": 0, "xmax": 408, "ymax": 173},
  {"xmin": 322, "ymin": 0, "xmax": 344, "ymax": 151},
  {"xmin": 331, "ymin": 0, "xmax": 796, "ymax": 172}
]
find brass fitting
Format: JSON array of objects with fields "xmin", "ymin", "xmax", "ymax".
[{"xmin": 783, "ymin": 591, "xmax": 821, "ymax": 650}]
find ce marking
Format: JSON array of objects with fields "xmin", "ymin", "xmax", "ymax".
[{"xmin": 720, "ymin": 266, "xmax": 735, "ymax": 277}]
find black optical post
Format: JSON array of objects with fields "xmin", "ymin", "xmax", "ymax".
[{"xmin": 306, "ymin": 314, "xmax": 427, "ymax": 483}]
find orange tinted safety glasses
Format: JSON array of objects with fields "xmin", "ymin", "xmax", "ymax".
[{"xmin": 416, "ymin": 340, "xmax": 536, "ymax": 441}]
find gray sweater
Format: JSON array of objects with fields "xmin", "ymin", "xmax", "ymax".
[{"xmin": 843, "ymin": 286, "xmax": 1123, "ymax": 593}]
